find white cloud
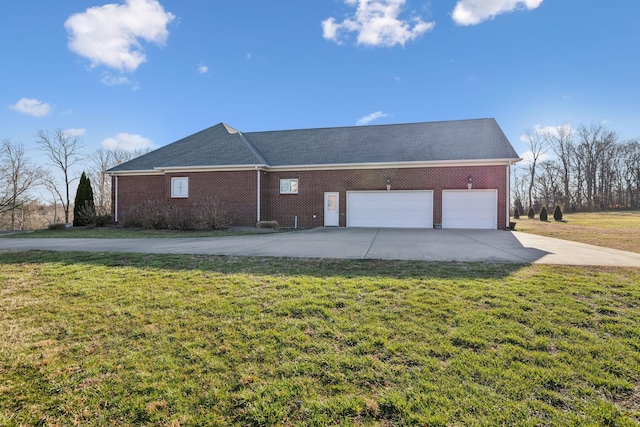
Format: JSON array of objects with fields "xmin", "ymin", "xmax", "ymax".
[
  {"xmin": 63, "ymin": 128, "xmax": 87, "ymax": 137},
  {"xmin": 101, "ymin": 132, "xmax": 155, "ymax": 151},
  {"xmin": 519, "ymin": 124, "xmax": 572, "ymax": 142},
  {"xmin": 452, "ymin": 0, "xmax": 543, "ymax": 26},
  {"xmin": 65, "ymin": 0, "xmax": 175, "ymax": 72},
  {"xmin": 247, "ymin": 53, "xmax": 252, "ymax": 60},
  {"xmin": 198, "ymin": 65, "xmax": 208, "ymax": 74},
  {"xmin": 357, "ymin": 111, "xmax": 390, "ymax": 126},
  {"xmin": 9, "ymin": 98, "xmax": 51, "ymax": 117},
  {"xmin": 322, "ymin": 0, "xmax": 435, "ymax": 47},
  {"xmin": 101, "ymin": 73, "xmax": 134, "ymax": 87}
]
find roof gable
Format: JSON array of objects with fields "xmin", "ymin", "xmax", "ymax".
[{"xmin": 108, "ymin": 123, "xmax": 264, "ymax": 172}]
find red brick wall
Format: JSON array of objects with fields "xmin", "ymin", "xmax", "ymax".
[
  {"xmin": 264, "ymin": 166, "xmax": 508, "ymax": 228},
  {"xmin": 113, "ymin": 171, "xmax": 258, "ymax": 225},
  {"xmin": 113, "ymin": 165, "xmax": 509, "ymax": 228},
  {"xmin": 112, "ymin": 175, "xmax": 164, "ymax": 221}
]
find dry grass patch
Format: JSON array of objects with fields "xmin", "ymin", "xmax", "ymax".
[{"xmin": 513, "ymin": 210, "xmax": 640, "ymax": 253}]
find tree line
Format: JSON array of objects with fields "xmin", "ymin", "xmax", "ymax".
[
  {"xmin": 0, "ymin": 129, "xmax": 147, "ymax": 230},
  {"xmin": 513, "ymin": 123, "xmax": 640, "ymax": 214}
]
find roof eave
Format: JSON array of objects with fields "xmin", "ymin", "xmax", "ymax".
[
  {"xmin": 156, "ymin": 164, "xmax": 268, "ymax": 173},
  {"xmin": 108, "ymin": 158, "xmax": 522, "ymax": 175},
  {"xmin": 108, "ymin": 169, "xmax": 163, "ymax": 176},
  {"xmin": 266, "ymin": 158, "xmax": 522, "ymax": 171}
]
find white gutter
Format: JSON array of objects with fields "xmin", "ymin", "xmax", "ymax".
[
  {"xmin": 110, "ymin": 158, "xmax": 522, "ymax": 176},
  {"xmin": 264, "ymin": 158, "xmax": 521, "ymax": 172},
  {"xmin": 155, "ymin": 164, "xmax": 267, "ymax": 173},
  {"xmin": 108, "ymin": 170, "xmax": 164, "ymax": 176}
]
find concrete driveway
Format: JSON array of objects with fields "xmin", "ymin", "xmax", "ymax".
[{"xmin": 1, "ymin": 228, "xmax": 639, "ymax": 266}]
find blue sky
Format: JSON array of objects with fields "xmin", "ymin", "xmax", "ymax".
[{"xmin": 2, "ymin": 0, "xmax": 639, "ymax": 162}]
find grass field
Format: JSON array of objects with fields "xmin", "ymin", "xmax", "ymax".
[
  {"xmin": 514, "ymin": 210, "xmax": 640, "ymax": 254},
  {"xmin": 1, "ymin": 251, "xmax": 639, "ymax": 426},
  {"xmin": 0, "ymin": 226, "xmax": 284, "ymax": 239}
]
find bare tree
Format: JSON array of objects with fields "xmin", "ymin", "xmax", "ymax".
[
  {"xmin": 547, "ymin": 124, "xmax": 574, "ymax": 207},
  {"xmin": 619, "ymin": 140, "xmax": 640, "ymax": 207},
  {"xmin": 522, "ymin": 128, "xmax": 548, "ymax": 211},
  {"xmin": 575, "ymin": 124, "xmax": 618, "ymax": 210},
  {"xmin": 512, "ymin": 122, "xmax": 637, "ymax": 212},
  {"xmin": 89, "ymin": 147, "xmax": 150, "ymax": 215},
  {"xmin": 90, "ymin": 149, "xmax": 112, "ymax": 215},
  {"xmin": 36, "ymin": 129, "xmax": 84, "ymax": 224},
  {"xmin": 510, "ymin": 166, "xmax": 527, "ymax": 215},
  {"xmin": 536, "ymin": 161, "xmax": 562, "ymax": 208},
  {"xmin": 109, "ymin": 148, "xmax": 149, "ymax": 166},
  {"xmin": 0, "ymin": 139, "xmax": 43, "ymax": 230}
]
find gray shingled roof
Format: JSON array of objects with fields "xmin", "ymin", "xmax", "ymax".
[{"xmin": 108, "ymin": 118, "xmax": 519, "ymax": 172}]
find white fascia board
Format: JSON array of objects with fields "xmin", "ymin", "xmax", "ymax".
[
  {"xmin": 155, "ymin": 164, "xmax": 267, "ymax": 173},
  {"xmin": 267, "ymin": 158, "xmax": 521, "ymax": 172},
  {"xmin": 107, "ymin": 170, "xmax": 164, "ymax": 176},
  {"xmin": 109, "ymin": 158, "xmax": 522, "ymax": 175}
]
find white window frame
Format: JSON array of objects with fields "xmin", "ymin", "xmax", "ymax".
[
  {"xmin": 171, "ymin": 177, "xmax": 189, "ymax": 198},
  {"xmin": 279, "ymin": 178, "xmax": 298, "ymax": 194}
]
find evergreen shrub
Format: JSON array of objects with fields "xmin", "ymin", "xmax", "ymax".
[
  {"xmin": 553, "ymin": 205, "xmax": 563, "ymax": 221},
  {"xmin": 540, "ymin": 206, "xmax": 548, "ymax": 221},
  {"xmin": 73, "ymin": 172, "xmax": 95, "ymax": 226},
  {"xmin": 527, "ymin": 207, "xmax": 535, "ymax": 219}
]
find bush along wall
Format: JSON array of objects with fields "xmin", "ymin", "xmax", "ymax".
[{"xmin": 119, "ymin": 198, "xmax": 233, "ymax": 230}]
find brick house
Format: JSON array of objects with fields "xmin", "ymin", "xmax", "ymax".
[{"xmin": 108, "ymin": 118, "xmax": 521, "ymax": 229}]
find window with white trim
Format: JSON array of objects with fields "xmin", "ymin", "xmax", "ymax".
[
  {"xmin": 280, "ymin": 178, "xmax": 298, "ymax": 194},
  {"xmin": 171, "ymin": 177, "xmax": 189, "ymax": 198}
]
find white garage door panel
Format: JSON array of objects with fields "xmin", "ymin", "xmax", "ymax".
[
  {"xmin": 348, "ymin": 191, "xmax": 433, "ymax": 228},
  {"xmin": 442, "ymin": 190, "xmax": 497, "ymax": 229}
]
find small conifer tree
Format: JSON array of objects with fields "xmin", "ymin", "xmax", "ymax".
[
  {"xmin": 527, "ymin": 207, "xmax": 535, "ymax": 219},
  {"xmin": 513, "ymin": 208, "xmax": 520, "ymax": 219},
  {"xmin": 553, "ymin": 205, "xmax": 563, "ymax": 221},
  {"xmin": 73, "ymin": 172, "xmax": 95, "ymax": 226},
  {"xmin": 539, "ymin": 206, "xmax": 548, "ymax": 221}
]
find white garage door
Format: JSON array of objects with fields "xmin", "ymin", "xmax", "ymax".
[
  {"xmin": 347, "ymin": 191, "xmax": 433, "ymax": 228},
  {"xmin": 442, "ymin": 190, "xmax": 497, "ymax": 229}
]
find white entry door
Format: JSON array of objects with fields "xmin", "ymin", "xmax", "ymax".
[{"xmin": 324, "ymin": 192, "xmax": 339, "ymax": 226}]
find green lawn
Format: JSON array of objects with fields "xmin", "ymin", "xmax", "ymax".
[
  {"xmin": 0, "ymin": 226, "xmax": 284, "ymax": 239},
  {"xmin": 1, "ymin": 251, "xmax": 639, "ymax": 426},
  {"xmin": 514, "ymin": 210, "xmax": 640, "ymax": 254}
]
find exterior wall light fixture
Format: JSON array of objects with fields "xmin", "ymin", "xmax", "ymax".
[
  {"xmin": 386, "ymin": 177, "xmax": 391, "ymax": 191},
  {"xmin": 467, "ymin": 175, "xmax": 473, "ymax": 190}
]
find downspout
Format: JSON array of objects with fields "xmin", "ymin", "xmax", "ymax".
[
  {"xmin": 114, "ymin": 175, "xmax": 119, "ymax": 223},
  {"xmin": 256, "ymin": 167, "xmax": 261, "ymax": 223},
  {"xmin": 506, "ymin": 164, "xmax": 511, "ymax": 229}
]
